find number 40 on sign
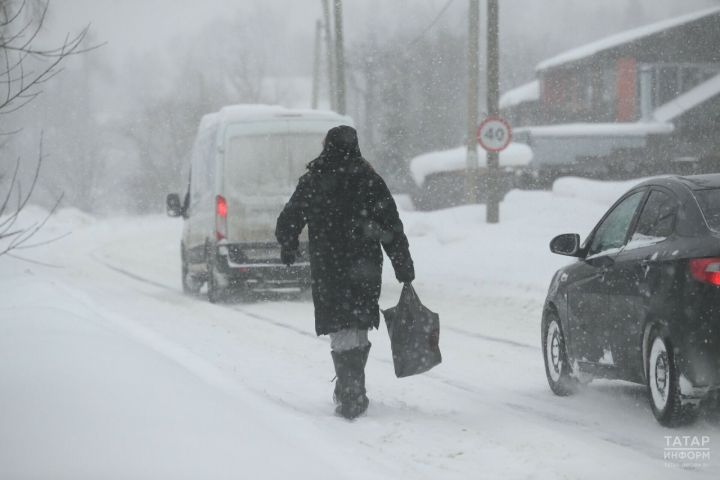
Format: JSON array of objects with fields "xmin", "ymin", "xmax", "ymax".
[{"xmin": 477, "ymin": 117, "xmax": 512, "ymax": 153}]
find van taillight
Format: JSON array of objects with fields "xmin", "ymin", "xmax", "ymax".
[
  {"xmin": 215, "ymin": 195, "xmax": 228, "ymax": 241},
  {"xmin": 689, "ymin": 258, "xmax": 720, "ymax": 286}
]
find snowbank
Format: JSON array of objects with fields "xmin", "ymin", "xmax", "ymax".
[
  {"xmin": 552, "ymin": 176, "xmax": 649, "ymax": 206},
  {"xmin": 395, "ymin": 184, "xmax": 610, "ymax": 298},
  {"xmin": 409, "ymin": 144, "xmax": 533, "ymax": 187}
]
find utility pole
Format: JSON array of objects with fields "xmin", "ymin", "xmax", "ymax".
[
  {"xmin": 333, "ymin": 0, "xmax": 347, "ymax": 114},
  {"xmin": 312, "ymin": 19, "xmax": 322, "ymax": 109},
  {"xmin": 486, "ymin": 0, "xmax": 500, "ymax": 223},
  {"xmin": 321, "ymin": 0, "xmax": 336, "ymax": 111},
  {"xmin": 465, "ymin": 0, "xmax": 480, "ymax": 204}
]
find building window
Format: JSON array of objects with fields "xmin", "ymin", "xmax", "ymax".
[
  {"xmin": 657, "ymin": 66, "xmax": 680, "ymax": 105},
  {"xmin": 642, "ymin": 63, "xmax": 720, "ymax": 108}
]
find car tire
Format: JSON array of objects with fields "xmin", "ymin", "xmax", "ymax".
[
  {"xmin": 542, "ymin": 312, "xmax": 578, "ymax": 396},
  {"xmin": 646, "ymin": 328, "xmax": 697, "ymax": 426},
  {"xmin": 181, "ymin": 246, "xmax": 201, "ymax": 295}
]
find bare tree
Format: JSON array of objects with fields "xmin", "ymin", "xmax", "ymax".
[
  {"xmin": 0, "ymin": 0, "xmax": 91, "ymax": 116},
  {"xmin": 349, "ymin": 31, "xmax": 466, "ymax": 191},
  {"xmin": 0, "ymin": 0, "xmax": 94, "ymax": 258},
  {"xmin": 118, "ymin": 14, "xmax": 277, "ymax": 214},
  {"xmin": 0, "ymin": 136, "xmax": 66, "ymax": 258}
]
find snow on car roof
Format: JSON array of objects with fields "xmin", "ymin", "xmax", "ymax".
[
  {"xmin": 536, "ymin": 7, "xmax": 720, "ymax": 72},
  {"xmin": 515, "ymin": 122, "xmax": 674, "ymax": 138},
  {"xmin": 409, "ymin": 144, "xmax": 533, "ymax": 187},
  {"xmin": 653, "ymin": 73, "xmax": 720, "ymax": 123},
  {"xmin": 217, "ymin": 104, "xmax": 353, "ymax": 125},
  {"xmin": 499, "ymin": 80, "xmax": 540, "ymax": 109}
]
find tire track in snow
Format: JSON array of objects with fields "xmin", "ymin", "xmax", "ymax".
[
  {"xmin": 91, "ymin": 254, "xmax": 555, "ymax": 410},
  {"xmin": 94, "ymin": 253, "xmax": 319, "ymax": 340},
  {"xmin": 92, "ymin": 253, "xmax": 536, "ymax": 350},
  {"xmin": 91, "ymin": 253, "xmax": 711, "ymax": 468},
  {"xmin": 444, "ymin": 325, "xmax": 538, "ymax": 351}
]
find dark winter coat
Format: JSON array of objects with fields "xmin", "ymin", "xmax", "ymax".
[{"xmin": 275, "ymin": 126, "xmax": 414, "ymax": 336}]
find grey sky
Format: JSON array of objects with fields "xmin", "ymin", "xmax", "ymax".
[{"xmin": 49, "ymin": 0, "xmax": 717, "ymax": 76}]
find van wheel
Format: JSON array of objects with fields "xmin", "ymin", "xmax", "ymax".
[
  {"xmin": 206, "ymin": 246, "xmax": 227, "ymax": 303},
  {"xmin": 207, "ymin": 261, "xmax": 227, "ymax": 303},
  {"xmin": 646, "ymin": 328, "xmax": 697, "ymax": 426},
  {"xmin": 542, "ymin": 312, "xmax": 578, "ymax": 396},
  {"xmin": 181, "ymin": 247, "xmax": 201, "ymax": 295}
]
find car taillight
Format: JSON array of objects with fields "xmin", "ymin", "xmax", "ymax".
[
  {"xmin": 215, "ymin": 195, "xmax": 228, "ymax": 241},
  {"xmin": 689, "ymin": 258, "xmax": 720, "ymax": 286}
]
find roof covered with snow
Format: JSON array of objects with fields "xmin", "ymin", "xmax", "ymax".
[
  {"xmin": 653, "ymin": 73, "xmax": 720, "ymax": 123},
  {"xmin": 537, "ymin": 7, "xmax": 720, "ymax": 72},
  {"xmin": 409, "ymin": 144, "xmax": 533, "ymax": 186},
  {"xmin": 499, "ymin": 81, "xmax": 540, "ymax": 109},
  {"xmin": 515, "ymin": 122, "xmax": 674, "ymax": 138}
]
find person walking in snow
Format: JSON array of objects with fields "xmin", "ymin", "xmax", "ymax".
[{"xmin": 275, "ymin": 125, "xmax": 414, "ymax": 419}]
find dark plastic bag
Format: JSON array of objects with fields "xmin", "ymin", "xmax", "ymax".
[{"xmin": 382, "ymin": 283, "xmax": 441, "ymax": 378}]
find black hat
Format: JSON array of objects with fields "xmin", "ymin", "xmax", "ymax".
[{"xmin": 323, "ymin": 125, "xmax": 361, "ymax": 159}]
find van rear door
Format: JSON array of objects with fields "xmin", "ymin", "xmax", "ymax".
[{"xmin": 222, "ymin": 125, "xmax": 327, "ymax": 245}]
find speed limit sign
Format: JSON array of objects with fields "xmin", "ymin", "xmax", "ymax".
[{"xmin": 477, "ymin": 117, "xmax": 512, "ymax": 152}]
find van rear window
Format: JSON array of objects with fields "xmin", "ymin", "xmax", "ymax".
[
  {"xmin": 226, "ymin": 133, "xmax": 325, "ymax": 195},
  {"xmin": 695, "ymin": 188, "xmax": 720, "ymax": 231}
]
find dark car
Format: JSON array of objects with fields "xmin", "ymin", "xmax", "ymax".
[{"xmin": 543, "ymin": 174, "xmax": 720, "ymax": 426}]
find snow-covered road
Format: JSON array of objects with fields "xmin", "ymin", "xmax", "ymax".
[{"xmin": 2, "ymin": 180, "xmax": 719, "ymax": 479}]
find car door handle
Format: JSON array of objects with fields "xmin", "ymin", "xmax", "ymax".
[{"xmin": 640, "ymin": 258, "xmax": 654, "ymax": 267}]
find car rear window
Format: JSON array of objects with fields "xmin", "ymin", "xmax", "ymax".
[{"xmin": 695, "ymin": 188, "xmax": 720, "ymax": 232}]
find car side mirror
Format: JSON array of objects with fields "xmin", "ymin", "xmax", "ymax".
[
  {"xmin": 166, "ymin": 193, "xmax": 183, "ymax": 217},
  {"xmin": 550, "ymin": 233, "xmax": 581, "ymax": 257}
]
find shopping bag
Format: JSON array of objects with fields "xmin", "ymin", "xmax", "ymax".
[{"xmin": 382, "ymin": 283, "xmax": 441, "ymax": 378}]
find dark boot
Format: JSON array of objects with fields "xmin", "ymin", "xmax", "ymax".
[
  {"xmin": 331, "ymin": 343, "xmax": 371, "ymax": 419},
  {"xmin": 333, "ymin": 342, "xmax": 371, "ymax": 405}
]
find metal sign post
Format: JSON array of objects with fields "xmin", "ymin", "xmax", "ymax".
[
  {"xmin": 465, "ymin": 0, "xmax": 480, "ymax": 204},
  {"xmin": 477, "ymin": 115, "xmax": 511, "ymax": 223},
  {"xmin": 486, "ymin": 0, "xmax": 500, "ymax": 223}
]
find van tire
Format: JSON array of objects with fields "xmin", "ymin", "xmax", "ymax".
[
  {"xmin": 207, "ymin": 261, "xmax": 226, "ymax": 303},
  {"xmin": 181, "ymin": 246, "xmax": 201, "ymax": 295},
  {"xmin": 207, "ymin": 245, "xmax": 227, "ymax": 304}
]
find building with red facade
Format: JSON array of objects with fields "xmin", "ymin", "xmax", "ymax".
[{"xmin": 502, "ymin": 7, "xmax": 720, "ymax": 184}]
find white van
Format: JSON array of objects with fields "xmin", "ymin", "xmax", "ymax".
[{"xmin": 166, "ymin": 105, "xmax": 354, "ymax": 302}]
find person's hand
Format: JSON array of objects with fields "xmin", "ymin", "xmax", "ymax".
[
  {"xmin": 281, "ymin": 248, "xmax": 297, "ymax": 266},
  {"xmin": 395, "ymin": 267, "xmax": 415, "ymax": 284}
]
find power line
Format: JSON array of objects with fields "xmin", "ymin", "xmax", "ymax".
[{"xmin": 408, "ymin": 0, "xmax": 456, "ymax": 47}]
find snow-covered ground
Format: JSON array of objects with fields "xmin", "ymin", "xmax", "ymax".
[{"xmin": 1, "ymin": 178, "xmax": 719, "ymax": 479}]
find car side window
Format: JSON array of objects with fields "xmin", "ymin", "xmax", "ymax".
[
  {"xmin": 587, "ymin": 191, "xmax": 645, "ymax": 257},
  {"xmin": 627, "ymin": 190, "xmax": 676, "ymax": 249}
]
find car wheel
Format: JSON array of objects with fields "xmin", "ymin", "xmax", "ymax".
[
  {"xmin": 542, "ymin": 312, "xmax": 578, "ymax": 396},
  {"xmin": 646, "ymin": 328, "xmax": 697, "ymax": 426}
]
